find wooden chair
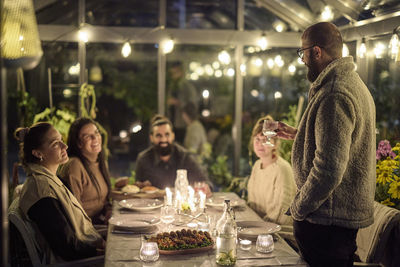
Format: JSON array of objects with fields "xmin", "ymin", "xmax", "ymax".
[
  {"xmin": 355, "ymin": 201, "xmax": 400, "ymax": 267},
  {"xmin": 9, "ymin": 197, "xmax": 104, "ymax": 267}
]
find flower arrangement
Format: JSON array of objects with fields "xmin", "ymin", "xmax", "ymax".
[{"xmin": 375, "ymin": 140, "xmax": 400, "ymax": 209}]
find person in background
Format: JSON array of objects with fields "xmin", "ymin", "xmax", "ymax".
[
  {"xmin": 15, "ymin": 122, "xmax": 104, "ymax": 262},
  {"xmin": 182, "ymin": 102, "xmax": 209, "ymax": 155},
  {"xmin": 247, "ymin": 115, "xmax": 296, "ymax": 226},
  {"xmin": 135, "ymin": 114, "xmax": 212, "ymax": 195},
  {"xmin": 167, "ymin": 61, "xmax": 198, "ymax": 143},
  {"xmin": 58, "ymin": 118, "xmax": 111, "ymax": 225},
  {"xmin": 276, "ymin": 22, "xmax": 376, "ymax": 267}
]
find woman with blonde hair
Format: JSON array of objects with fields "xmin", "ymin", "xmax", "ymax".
[{"xmin": 247, "ymin": 115, "xmax": 296, "ymax": 226}]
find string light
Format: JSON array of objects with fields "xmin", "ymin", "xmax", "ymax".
[
  {"xmin": 218, "ymin": 50, "xmax": 231, "ymax": 65},
  {"xmin": 78, "ymin": 30, "xmax": 89, "ymax": 43},
  {"xmin": 342, "ymin": 43, "xmax": 349, "ymax": 57},
  {"xmin": 121, "ymin": 42, "xmax": 132, "ymax": 58},
  {"xmin": 321, "ymin": 6, "xmax": 334, "ymax": 21},
  {"xmin": 388, "ymin": 27, "xmax": 399, "ymax": 60},
  {"xmin": 161, "ymin": 38, "xmax": 174, "ymax": 54},
  {"xmin": 358, "ymin": 38, "xmax": 367, "ymax": 58},
  {"xmin": 257, "ymin": 33, "xmax": 268, "ymax": 51}
]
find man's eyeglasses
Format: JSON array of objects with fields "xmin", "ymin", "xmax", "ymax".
[{"xmin": 297, "ymin": 45, "xmax": 322, "ymax": 59}]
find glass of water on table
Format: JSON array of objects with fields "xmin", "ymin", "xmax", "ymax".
[{"xmin": 160, "ymin": 205, "xmax": 175, "ymax": 231}]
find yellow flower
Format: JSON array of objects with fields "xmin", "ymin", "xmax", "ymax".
[
  {"xmin": 381, "ymin": 198, "xmax": 395, "ymax": 206},
  {"xmin": 388, "ymin": 179, "xmax": 400, "ymax": 199}
]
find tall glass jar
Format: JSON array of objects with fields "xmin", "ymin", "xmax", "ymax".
[{"xmin": 215, "ymin": 200, "xmax": 237, "ymax": 266}]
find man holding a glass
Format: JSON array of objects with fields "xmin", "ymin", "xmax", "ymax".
[{"xmin": 272, "ymin": 22, "xmax": 376, "ymax": 267}]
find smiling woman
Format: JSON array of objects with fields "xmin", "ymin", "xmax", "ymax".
[
  {"xmin": 58, "ymin": 118, "xmax": 112, "ymax": 225},
  {"xmin": 13, "ymin": 122, "xmax": 105, "ymax": 262}
]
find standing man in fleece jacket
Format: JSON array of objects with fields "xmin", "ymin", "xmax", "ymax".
[{"xmin": 276, "ymin": 22, "xmax": 376, "ymax": 267}]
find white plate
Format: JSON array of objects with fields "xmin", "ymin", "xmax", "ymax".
[
  {"xmin": 237, "ymin": 221, "xmax": 281, "ymax": 241},
  {"xmin": 109, "ymin": 216, "xmax": 159, "ymax": 232},
  {"xmin": 206, "ymin": 196, "xmax": 245, "ymax": 208},
  {"xmin": 119, "ymin": 199, "xmax": 163, "ymax": 211}
]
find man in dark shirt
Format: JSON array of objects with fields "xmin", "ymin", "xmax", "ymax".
[{"xmin": 135, "ymin": 115, "xmax": 211, "ymax": 193}]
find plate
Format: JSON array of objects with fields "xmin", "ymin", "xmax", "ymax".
[
  {"xmin": 206, "ymin": 196, "xmax": 245, "ymax": 208},
  {"xmin": 159, "ymin": 244, "xmax": 214, "ymax": 255},
  {"xmin": 237, "ymin": 221, "xmax": 281, "ymax": 241},
  {"xmin": 109, "ymin": 216, "xmax": 159, "ymax": 232},
  {"xmin": 119, "ymin": 198, "xmax": 163, "ymax": 211}
]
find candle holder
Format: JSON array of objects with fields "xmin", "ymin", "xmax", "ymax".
[
  {"xmin": 140, "ymin": 241, "xmax": 159, "ymax": 262},
  {"xmin": 239, "ymin": 239, "xmax": 252, "ymax": 251},
  {"xmin": 256, "ymin": 234, "xmax": 274, "ymax": 253}
]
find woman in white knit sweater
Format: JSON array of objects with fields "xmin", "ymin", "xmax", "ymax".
[{"xmin": 247, "ymin": 115, "xmax": 296, "ymax": 226}]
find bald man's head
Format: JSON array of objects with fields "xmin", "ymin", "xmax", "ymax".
[{"xmin": 302, "ymin": 22, "xmax": 343, "ymax": 60}]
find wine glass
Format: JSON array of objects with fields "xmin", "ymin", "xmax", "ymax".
[
  {"xmin": 160, "ymin": 205, "xmax": 175, "ymax": 231},
  {"xmin": 262, "ymin": 120, "xmax": 278, "ymax": 147}
]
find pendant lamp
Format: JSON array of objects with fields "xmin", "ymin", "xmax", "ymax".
[{"xmin": 1, "ymin": 0, "xmax": 43, "ymax": 70}]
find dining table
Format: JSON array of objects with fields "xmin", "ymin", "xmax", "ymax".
[{"xmin": 105, "ymin": 192, "xmax": 308, "ymax": 267}]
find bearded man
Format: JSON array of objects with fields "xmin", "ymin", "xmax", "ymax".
[
  {"xmin": 135, "ymin": 115, "xmax": 211, "ymax": 193},
  {"xmin": 276, "ymin": 22, "xmax": 376, "ymax": 267}
]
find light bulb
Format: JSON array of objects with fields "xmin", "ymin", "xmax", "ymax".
[
  {"xmin": 257, "ymin": 35, "xmax": 268, "ymax": 51},
  {"xmin": 358, "ymin": 40, "xmax": 367, "ymax": 58},
  {"xmin": 78, "ymin": 30, "xmax": 89, "ymax": 43},
  {"xmin": 342, "ymin": 43, "xmax": 349, "ymax": 57},
  {"xmin": 161, "ymin": 39, "xmax": 174, "ymax": 54},
  {"xmin": 389, "ymin": 33, "xmax": 399, "ymax": 59},
  {"xmin": 218, "ymin": 50, "xmax": 231, "ymax": 65},
  {"xmin": 121, "ymin": 42, "xmax": 132, "ymax": 58},
  {"xmin": 321, "ymin": 6, "xmax": 334, "ymax": 21}
]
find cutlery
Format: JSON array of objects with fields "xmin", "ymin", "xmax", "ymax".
[{"xmin": 238, "ymin": 255, "xmax": 275, "ymax": 260}]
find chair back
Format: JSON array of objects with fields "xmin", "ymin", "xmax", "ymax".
[
  {"xmin": 8, "ymin": 197, "xmax": 45, "ymax": 267},
  {"xmin": 356, "ymin": 201, "xmax": 400, "ymax": 267}
]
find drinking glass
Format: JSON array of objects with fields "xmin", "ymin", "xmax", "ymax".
[
  {"xmin": 160, "ymin": 205, "xmax": 175, "ymax": 231},
  {"xmin": 262, "ymin": 120, "xmax": 278, "ymax": 147}
]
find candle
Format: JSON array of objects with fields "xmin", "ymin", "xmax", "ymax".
[
  {"xmin": 188, "ymin": 186, "xmax": 194, "ymax": 201},
  {"xmin": 256, "ymin": 234, "xmax": 274, "ymax": 253},
  {"xmin": 165, "ymin": 187, "xmax": 172, "ymax": 206},
  {"xmin": 240, "ymin": 239, "xmax": 252, "ymax": 250},
  {"xmin": 139, "ymin": 242, "xmax": 159, "ymax": 262},
  {"xmin": 175, "ymin": 190, "xmax": 182, "ymax": 210},
  {"xmin": 199, "ymin": 191, "xmax": 206, "ymax": 209}
]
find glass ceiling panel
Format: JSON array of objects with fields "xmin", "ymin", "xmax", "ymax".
[
  {"xmin": 245, "ymin": 0, "xmax": 291, "ymax": 31},
  {"xmin": 85, "ymin": 0, "xmax": 159, "ymax": 27},
  {"xmin": 167, "ymin": 0, "xmax": 237, "ymax": 29},
  {"xmin": 36, "ymin": 0, "xmax": 78, "ymax": 25}
]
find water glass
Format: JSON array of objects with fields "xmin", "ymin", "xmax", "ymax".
[
  {"xmin": 256, "ymin": 234, "xmax": 274, "ymax": 253},
  {"xmin": 160, "ymin": 205, "xmax": 175, "ymax": 231},
  {"xmin": 140, "ymin": 241, "xmax": 159, "ymax": 262}
]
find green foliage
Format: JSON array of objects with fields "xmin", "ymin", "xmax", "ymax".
[
  {"xmin": 207, "ymin": 155, "xmax": 233, "ymax": 189},
  {"xmin": 17, "ymin": 90, "xmax": 38, "ymax": 127},
  {"xmin": 33, "ymin": 107, "xmax": 76, "ymax": 142}
]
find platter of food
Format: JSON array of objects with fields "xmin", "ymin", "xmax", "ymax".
[
  {"xmin": 112, "ymin": 178, "xmax": 164, "ymax": 199},
  {"xmin": 146, "ymin": 229, "xmax": 214, "ymax": 255}
]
